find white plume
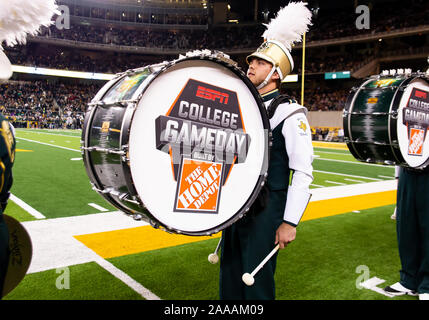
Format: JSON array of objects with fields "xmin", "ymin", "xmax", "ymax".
[
  {"xmin": 0, "ymin": 0, "xmax": 59, "ymax": 47},
  {"xmin": 262, "ymin": 2, "xmax": 312, "ymax": 52}
]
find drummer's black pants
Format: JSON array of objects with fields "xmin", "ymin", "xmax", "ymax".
[
  {"xmin": 219, "ymin": 190, "xmax": 285, "ymax": 300},
  {"xmin": 396, "ymin": 168, "xmax": 429, "ymax": 294},
  {"xmin": 0, "ymin": 214, "xmax": 9, "ymax": 296}
]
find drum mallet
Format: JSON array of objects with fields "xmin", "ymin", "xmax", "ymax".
[
  {"xmin": 242, "ymin": 244, "xmax": 280, "ymax": 286},
  {"xmin": 208, "ymin": 237, "xmax": 222, "ymax": 264}
]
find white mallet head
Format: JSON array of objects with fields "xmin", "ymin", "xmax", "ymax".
[
  {"xmin": 242, "ymin": 273, "xmax": 255, "ymax": 286},
  {"xmin": 208, "ymin": 253, "xmax": 219, "ymax": 264}
]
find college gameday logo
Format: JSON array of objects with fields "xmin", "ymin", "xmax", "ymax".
[
  {"xmin": 155, "ymin": 79, "xmax": 251, "ymax": 214},
  {"xmin": 403, "ymin": 88, "xmax": 429, "ymax": 156}
]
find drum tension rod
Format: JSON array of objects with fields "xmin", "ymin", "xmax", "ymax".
[{"xmin": 81, "ymin": 146, "xmax": 125, "ymax": 155}]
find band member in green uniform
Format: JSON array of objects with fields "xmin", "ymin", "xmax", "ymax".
[
  {"xmin": 219, "ymin": 2, "xmax": 314, "ymax": 300},
  {"xmin": 384, "ymin": 166, "xmax": 429, "ymax": 300},
  {"xmin": 0, "ymin": 113, "xmax": 16, "ymax": 293},
  {"xmin": 0, "ymin": 0, "xmax": 59, "ymax": 296}
]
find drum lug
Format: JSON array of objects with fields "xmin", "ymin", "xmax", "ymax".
[
  {"xmin": 82, "ymin": 146, "xmax": 126, "ymax": 156},
  {"xmin": 149, "ymin": 219, "xmax": 160, "ymax": 229},
  {"xmin": 132, "ymin": 213, "xmax": 143, "ymax": 221},
  {"xmin": 390, "ymin": 111, "xmax": 398, "ymax": 119}
]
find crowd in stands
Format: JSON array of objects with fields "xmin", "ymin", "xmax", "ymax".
[
  {"xmin": 0, "ymin": 81, "xmax": 101, "ymax": 129},
  {"xmin": 308, "ymin": 0, "xmax": 427, "ymax": 42},
  {"xmin": 6, "ymin": 43, "xmax": 372, "ymax": 76},
  {"xmin": 32, "ymin": 0, "xmax": 427, "ymax": 50},
  {"xmin": 0, "ymin": 79, "xmax": 348, "ymax": 130}
]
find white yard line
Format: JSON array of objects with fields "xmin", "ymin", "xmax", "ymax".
[
  {"xmin": 325, "ymin": 180, "xmax": 347, "ymax": 185},
  {"xmin": 314, "ymin": 157, "xmax": 395, "ymax": 168},
  {"xmin": 310, "ymin": 180, "xmax": 398, "ymax": 202},
  {"xmin": 16, "ymin": 129, "xmax": 81, "ymax": 139},
  {"xmin": 313, "ymin": 169, "xmax": 383, "ymax": 181},
  {"xmin": 378, "ymin": 175, "xmax": 395, "ymax": 179},
  {"xmin": 93, "ymin": 256, "xmax": 161, "ymax": 300},
  {"xmin": 88, "ymin": 203, "xmax": 109, "ymax": 212},
  {"xmin": 344, "ymin": 178, "xmax": 366, "ymax": 183},
  {"xmin": 16, "ymin": 137, "xmax": 80, "ymax": 153},
  {"xmin": 22, "ymin": 212, "xmax": 148, "ymax": 274},
  {"xmin": 9, "ymin": 193, "xmax": 46, "ymax": 219},
  {"xmin": 21, "ymin": 212, "xmax": 155, "ymax": 299}
]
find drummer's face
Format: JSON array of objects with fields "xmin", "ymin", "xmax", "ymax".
[{"xmin": 247, "ymin": 58, "xmax": 275, "ymax": 87}]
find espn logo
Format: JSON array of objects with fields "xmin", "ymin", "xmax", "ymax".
[
  {"xmin": 415, "ymin": 90, "xmax": 427, "ymax": 99},
  {"xmin": 196, "ymin": 86, "xmax": 229, "ymax": 105}
]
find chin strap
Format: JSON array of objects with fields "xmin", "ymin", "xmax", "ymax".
[{"xmin": 256, "ymin": 65, "xmax": 277, "ymax": 90}]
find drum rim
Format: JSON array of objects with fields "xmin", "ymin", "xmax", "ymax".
[
  {"xmin": 82, "ymin": 53, "xmax": 272, "ymax": 235},
  {"xmin": 344, "ymin": 73, "xmax": 429, "ymax": 168},
  {"xmin": 396, "ymin": 75, "xmax": 429, "ymax": 169},
  {"xmin": 129, "ymin": 54, "xmax": 272, "ymax": 236}
]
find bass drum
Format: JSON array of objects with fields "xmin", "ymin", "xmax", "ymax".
[
  {"xmin": 81, "ymin": 51, "xmax": 270, "ymax": 236},
  {"xmin": 343, "ymin": 72, "xmax": 429, "ymax": 169}
]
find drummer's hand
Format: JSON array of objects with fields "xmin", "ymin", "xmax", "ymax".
[{"xmin": 275, "ymin": 222, "xmax": 296, "ymax": 249}]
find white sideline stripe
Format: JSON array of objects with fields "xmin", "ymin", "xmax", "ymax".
[
  {"xmin": 325, "ymin": 180, "xmax": 347, "ymax": 185},
  {"xmin": 315, "ymin": 157, "xmax": 395, "ymax": 168},
  {"xmin": 310, "ymin": 183, "xmax": 325, "ymax": 188},
  {"xmin": 310, "ymin": 179, "xmax": 398, "ymax": 202},
  {"xmin": 378, "ymin": 175, "xmax": 395, "ymax": 179},
  {"xmin": 9, "ymin": 194, "xmax": 46, "ymax": 219},
  {"xmin": 22, "ymin": 211, "xmax": 149, "ymax": 274},
  {"xmin": 93, "ymin": 256, "xmax": 161, "ymax": 300},
  {"xmin": 16, "ymin": 129, "xmax": 81, "ymax": 139},
  {"xmin": 16, "ymin": 137, "xmax": 80, "ymax": 153},
  {"xmin": 88, "ymin": 203, "xmax": 109, "ymax": 212},
  {"xmin": 314, "ymin": 150, "xmax": 349, "ymax": 155},
  {"xmin": 344, "ymin": 178, "xmax": 365, "ymax": 183},
  {"xmin": 313, "ymin": 169, "xmax": 382, "ymax": 181},
  {"xmin": 71, "ymin": 158, "xmax": 82, "ymax": 161}
]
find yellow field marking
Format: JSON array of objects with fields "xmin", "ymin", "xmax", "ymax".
[
  {"xmin": 312, "ymin": 141, "xmax": 348, "ymax": 150},
  {"xmin": 76, "ymin": 190, "xmax": 396, "ymax": 259},
  {"xmin": 16, "ymin": 149, "xmax": 33, "ymax": 152},
  {"xmin": 302, "ymin": 190, "xmax": 396, "ymax": 221},
  {"xmin": 75, "ymin": 227, "xmax": 221, "ymax": 259}
]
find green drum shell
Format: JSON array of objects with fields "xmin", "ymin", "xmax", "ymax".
[
  {"xmin": 81, "ymin": 69, "xmax": 154, "ymax": 219},
  {"xmin": 343, "ymin": 76, "xmax": 409, "ymax": 165}
]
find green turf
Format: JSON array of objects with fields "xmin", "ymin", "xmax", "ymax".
[
  {"xmin": 2, "ymin": 200, "xmax": 37, "ymax": 222},
  {"xmin": 104, "ymin": 205, "xmax": 413, "ymax": 301},
  {"xmin": 3, "ymin": 262, "xmax": 144, "ymax": 300},
  {"xmin": 11, "ymin": 137, "xmax": 116, "ymax": 218},
  {"xmin": 3, "ymin": 129, "xmax": 409, "ymax": 301}
]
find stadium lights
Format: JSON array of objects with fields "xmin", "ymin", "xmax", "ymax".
[{"xmin": 11, "ymin": 65, "xmax": 115, "ymax": 81}]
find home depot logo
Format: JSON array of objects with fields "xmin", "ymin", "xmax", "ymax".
[{"xmin": 155, "ymin": 79, "xmax": 250, "ymax": 214}]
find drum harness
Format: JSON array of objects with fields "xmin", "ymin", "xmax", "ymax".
[{"xmin": 250, "ymin": 93, "xmax": 304, "ymax": 215}]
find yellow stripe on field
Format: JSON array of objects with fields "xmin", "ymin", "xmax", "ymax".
[
  {"xmin": 75, "ymin": 227, "xmax": 221, "ymax": 259},
  {"xmin": 302, "ymin": 190, "xmax": 396, "ymax": 221},
  {"xmin": 16, "ymin": 149, "xmax": 33, "ymax": 152},
  {"xmin": 76, "ymin": 190, "xmax": 396, "ymax": 259},
  {"xmin": 312, "ymin": 141, "xmax": 348, "ymax": 150}
]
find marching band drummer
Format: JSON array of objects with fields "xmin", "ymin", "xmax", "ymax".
[
  {"xmin": 219, "ymin": 2, "xmax": 314, "ymax": 300},
  {"xmin": 0, "ymin": 49, "xmax": 16, "ymax": 295}
]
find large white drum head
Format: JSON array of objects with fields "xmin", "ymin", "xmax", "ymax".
[
  {"xmin": 128, "ymin": 59, "xmax": 267, "ymax": 234},
  {"xmin": 397, "ymin": 78, "xmax": 429, "ymax": 168}
]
